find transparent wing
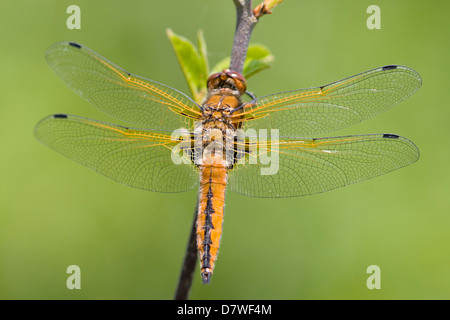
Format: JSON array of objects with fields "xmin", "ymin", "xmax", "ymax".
[
  {"xmin": 228, "ymin": 133, "xmax": 419, "ymax": 197},
  {"xmin": 46, "ymin": 42, "xmax": 202, "ymax": 130},
  {"xmin": 235, "ymin": 65, "xmax": 421, "ymax": 136},
  {"xmin": 34, "ymin": 114, "xmax": 199, "ymax": 192}
]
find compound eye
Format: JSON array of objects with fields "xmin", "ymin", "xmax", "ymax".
[
  {"xmin": 206, "ymin": 69, "xmax": 248, "ymax": 94},
  {"xmin": 227, "ymin": 71, "xmax": 247, "ymax": 94},
  {"xmin": 207, "ymin": 72, "xmax": 221, "ymax": 85}
]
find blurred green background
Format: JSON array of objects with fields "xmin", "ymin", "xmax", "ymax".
[{"xmin": 0, "ymin": 0, "xmax": 449, "ymax": 299}]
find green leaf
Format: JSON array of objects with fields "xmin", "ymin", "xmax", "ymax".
[
  {"xmin": 242, "ymin": 59, "xmax": 271, "ymax": 78},
  {"xmin": 166, "ymin": 29, "xmax": 208, "ymax": 103},
  {"xmin": 242, "ymin": 44, "xmax": 274, "ymax": 78},
  {"xmin": 196, "ymin": 30, "xmax": 209, "ymax": 102},
  {"xmin": 246, "ymin": 44, "xmax": 273, "ymax": 60},
  {"xmin": 211, "ymin": 44, "xmax": 274, "ymax": 79},
  {"xmin": 197, "ymin": 30, "xmax": 209, "ymax": 77},
  {"xmin": 167, "ymin": 29, "xmax": 274, "ymax": 100}
]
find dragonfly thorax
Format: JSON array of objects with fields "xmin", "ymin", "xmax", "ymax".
[
  {"xmin": 198, "ymin": 89, "xmax": 244, "ymax": 169},
  {"xmin": 202, "ymin": 80, "xmax": 245, "ymax": 125}
]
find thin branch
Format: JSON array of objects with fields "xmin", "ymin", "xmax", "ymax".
[
  {"xmin": 229, "ymin": 0, "xmax": 258, "ymax": 73},
  {"xmin": 174, "ymin": 201, "xmax": 198, "ymax": 300},
  {"xmin": 230, "ymin": 0, "xmax": 284, "ymax": 72}
]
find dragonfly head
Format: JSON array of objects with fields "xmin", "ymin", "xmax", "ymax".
[{"xmin": 207, "ymin": 69, "xmax": 247, "ymax": 95}]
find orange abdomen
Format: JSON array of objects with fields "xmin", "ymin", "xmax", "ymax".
[{"xmin": 196, "ymin": 156, "xmax": 228, "ymax": 284}]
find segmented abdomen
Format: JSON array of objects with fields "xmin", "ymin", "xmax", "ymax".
[{"xmin": 196, "ymin": 156, "xmax": 228, "ymax": 284}]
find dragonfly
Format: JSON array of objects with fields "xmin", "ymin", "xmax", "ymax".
[{"xmin": 35, "ymin": 41, "xmax": 421, "ymax": 284}]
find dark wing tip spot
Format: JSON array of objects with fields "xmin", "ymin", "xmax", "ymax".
[
  {"xmin": 69, "ymin": 42, "xmax": 82, "ymax": 49},
  {"xmin": 383, "ymin": 133, "xmax": 400, "ymax": 139},
  {"xmin": 382, "ymin": 65, "xmax": 398, "ymax": 71},
  {"xmin": 53, "ymin": 114, "xmax": 68, "ymax": 119}
]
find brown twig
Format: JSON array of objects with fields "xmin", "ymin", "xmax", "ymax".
[
  {"xmin": 229, "ymin": 0, "xmax": 258, "ymax": 73},
  {"xmin": 229, "ymin": 0, "xmax": 283, "ymax": 72},
  {"xmin": 173, "ymin": 201, "xmax": 198, "ymax": 300}
]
